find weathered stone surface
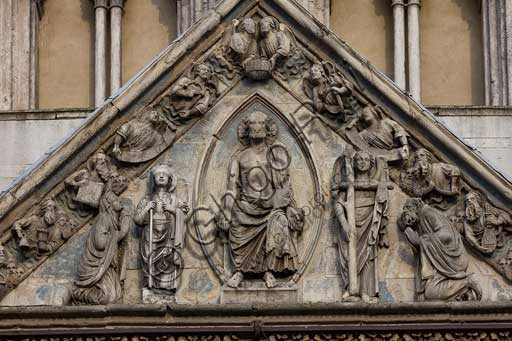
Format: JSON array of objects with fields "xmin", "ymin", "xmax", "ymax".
[{"xmin": 0, "ymin": 0, "xmax": 511, "ymax": 312}]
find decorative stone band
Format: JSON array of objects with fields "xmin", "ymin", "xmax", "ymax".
[{"xmin": 0, "ymin": 302, "xmax": 512, "ymax": 338}]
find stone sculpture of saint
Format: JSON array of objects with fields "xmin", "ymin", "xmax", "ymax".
[
  {"xmin": 347, "ymin": 105, "xmax": 409, "ymax": 162},
  {"xmin": 463, "ymin": 191, "xmax": 512, "ymax": 254},
  {"xmin": 64, "ymin": 151, "xmax": 115, "ymax": 212},
  {"xmin": 409, "ymin": 148, "xmax": 460, "ymax": 210},
  {"xmin": 134, "ymin": 165, "xmax": 189, "ymax": 301},
  {"xmin": 303, "ymin": 62, "xmax": 355, "ymax": 121},
  {"xmin": 401, "ymin": 198, "xmax": 482, "ymax": 301},
  {"xmin": 331, "ymin": 150, "xmax": 389, "ymax": 303},
  {"xmin": 70, "ymin": 172, "xmax": 132, "ymax": 305},
  {"xmin": 216, "ymin": 111, "xmax": 305, "ymax": 289},
  {"xmin": 112, "ymin": 109, "xmax": 175, "ymax": 163},
  {"xmin": 258, "ymin": 16, "xmax": 305, "ymax": 78},
  {"xmin": 164, "ymin": 63, "xmax": 218, "ymax": 124},
  {"xmin": 221, "ymin": 17, "xmax": 257, "ymax": 67}
]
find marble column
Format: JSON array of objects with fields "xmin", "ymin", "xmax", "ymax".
[
  {"xmin": 92, "ymin": 0, "xmax": 108, "ymax": 107},
  {"xmin": 0, "ymin": 0, "xmax": 42, "ymax": 110},
  {"xmin": 482, "ymin": 0, "xmax": 512, "ymax": 106},
  {"xmin": 407, "ymin": 0, "xmax": 421, "ymax": 101},
  {"xmin": 392, "ymin": 0, "xmax": 406, "ymax": 90},
  {"xmin": 110, "ymin": 0, "xmax": 125, "ymax": 94}
]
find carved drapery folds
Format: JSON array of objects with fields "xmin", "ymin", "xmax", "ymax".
[
  {"xmin": 331, "ymin": 149, "xmax": 390, "ymax": 303},
  {"xmin": 215, "ymin": 111, "xmax": 305, "ymax": 289},
  {"xmin": 134, "ymin": 165, "xmax": 189, "ymax": 303},
  {"xmin": 2, "ymin": 8, "xmax": 512, "ymax": 308},
  {"xmin": 401, "ymin": 198, "xmax": 482, "ymax": 301},
  {"xmin": 71, "ymin": 172, "xmax": 132, "ymax": 305}
]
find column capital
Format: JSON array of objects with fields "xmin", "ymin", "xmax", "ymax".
[
  {"xmin": 407, "ymin": 0, "xmax": 421, "ymax": 8},
  {"xmin": 391, "ymin": 0, "xmax": 405, "ymax": 8},
  {"xmin": 92, "ymin": 0, "xmax": 108, "ymax": 10},
  {"xmin": 110, "ymin": 0, "xmax": 126, "ymax": 10}
]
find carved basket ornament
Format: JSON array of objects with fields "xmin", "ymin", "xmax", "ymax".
[{"xmin": 244, "ymin": 59, "xmax": 272, "ymax": 80}]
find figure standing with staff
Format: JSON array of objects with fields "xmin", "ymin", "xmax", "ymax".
[{"xmin": 134, "ymin": 165, "xmax": 189, "ymax": 302}]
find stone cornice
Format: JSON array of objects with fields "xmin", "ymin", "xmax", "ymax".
[{"xmin": 0, "ymin": 302, "xmax": 512, "ymax": 336}]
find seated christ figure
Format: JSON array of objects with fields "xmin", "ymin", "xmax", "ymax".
[{"xmin": 216, "ymin": 111, "xmax": 304, "ymax": 289}]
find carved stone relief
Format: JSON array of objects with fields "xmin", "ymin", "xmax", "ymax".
[
  {"xmin": 400, "ymin": 198, "xmax": 482, "ymax": 301},
  {"xmin": 134, "ymin": 165, "xmax": 189, "ymax": 303},
  {"xmin": 70, "ymin": 172, "xmax": 133, "ymax": 305},
  {"xmin": 215, "ymin": 111, "xmax": 305, "ymax": 289},
  {"xmin": 2, "ymin": 7, "xmax": 512, "ymax": 308},
  {"xmin": 331, "ymin": 149, "xmax": 391, "ymax": 303},
  {"xmin": 112, "ymin": 109, "xmax": 175, "ymax": 163}
]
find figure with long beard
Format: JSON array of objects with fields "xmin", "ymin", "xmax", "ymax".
[
  {"xmin": 216, "ymin": 111, "xmax": 305, "ymax": 289},
  {"xmin": 71, "ymin": 173, "xmax": 132, "ymax": 305}
]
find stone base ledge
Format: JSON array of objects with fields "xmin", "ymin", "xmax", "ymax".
[{"xmin": 0, "ymin": 302, "xmax": 512, "ymax": 336}]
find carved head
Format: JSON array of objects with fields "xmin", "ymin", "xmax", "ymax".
[
  {"xmin": 111, "ymin": 173, "xmax": 128, "ymax": 196},
  {"xmin": 240, "ymin": 17, "xmax": 256, "ymax": 35},
  {"xmin": 149, "ymin": 165, "xmax": 176, "ymax": 193},
  {"xmin": 401, "ymin": 198, "xmax": 424, "ymax": 228},
  {"xmin": 88, "ymin": 151, "xmax": 111, "ymax": 181},
  {"xmin": 195, "ymin": 63, "xmax": 213, "ymax": 81},
  {"xmin": 400, "ymin": 167, "xmax": 415, "ymax": 193},
  {"xmin": 353, "ymin": 151, "xmax": 374, "ymax": 174},
  {"xmin": 40, "ymin": 199, "xmax": 56, "ymax": 226},
  {"xmin": 142, "ymin": 109, "xmax": 162, "ymax": 125},
  {"xmin": 238, "ymin": 111, "xmax": 278, "ymax": 146},
  {"xmin": 55, "ymin": 212, "xmax": 69, "ymax": 228},
  {"xmin": 507, "ymin": 250, "xmax": 512, "ymax": 264},
  {"xmin": 464, "ymin": 191, "xmax": 483, "ymax": 222},
  {"xmin": 413, "ymin": 148, "xmax": 433, "ymax": 177},
  {"xmin": 259, "ymin": 16, "xmax": 278, "ymax": 36},
  {"xmin": 361, "ymin": 106, "xmax": 379, "ymax": 124},
  {"xmin": 6, "ymin": 262, "xmax": 17, "ymax": 275},
  {"xmin": 309, "ymin": 63, "xmax": 325, "ymax": 83},
  {"xmin": 499, "ymin": 257, "xmax": 508, "ymax": 269}
]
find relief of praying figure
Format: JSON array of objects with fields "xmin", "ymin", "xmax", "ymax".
[
  {"xmin": 346, "ymin": 105, "xmax": 409, "ymax": 163},
  {"xmin": 258, "ymin": 16, "xmax": 306, "ymax": 79},
  {"xmin": 303, "ymin": 62, "xmax": 356, "ymax": 122},
  {"xmin": 161, "ymin": 63, "xmax": 218, "ymax": 126},
  {"xmin": 463, "ymin": 191, "xmax": 512, "ymax": 255},
  {"xmin": 70, "ymin": 172, "xmax": 132, "ymax": 305},
  {"xmin": 405, "ymin": 148, "xmax": 461, "ymax": 210},
  {"xmin": 401, "ymin": 198, "xmax": 482, "ymax": 301},
  {"xmin": 134, "ymin": 165, "xmax": 189, "ymax": 303},
  {"xmin": 112, "ymin": 109, "xmax": 175, "ymax": 163},
  {"xmin": 331, "ymin": 149, "xmax": 390, "ymax": 303},
  {"xmin": 216, "ymin": 111, "xmax": 305, "ymax": 289}
]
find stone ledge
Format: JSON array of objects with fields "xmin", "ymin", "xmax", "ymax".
[
  {"xmin": 427, "ymin": 105, "xmax": 512, "ymax": 116},
  {"xmin": 0, "ymin": 302, "xmax": 511, "ymax": 334},
  {"xmin": 0, "ymin": 108, "xmax": 93, "ymax": 121}
]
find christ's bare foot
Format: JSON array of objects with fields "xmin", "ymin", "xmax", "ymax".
[
  {"xmin": 227, "ymin": 271, "xmax": 244, "ymax": 288},
  {"xmin": 263, "ymin": 271, "xmax": 276, "ymax": 288}
]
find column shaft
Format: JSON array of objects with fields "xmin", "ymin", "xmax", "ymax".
[
  {"xmin": 93, "ymin": 0, "xmax": 107, "ymax": 107},
  {"xmin": 407, "ymin": 0, "xmax": 421, "ymax": 101},
  {"xmin": 110, "ymin": 0, "xmax": 124, "ymax": 94},
  {"xmin": 392, "ymin": 0, "xmax": 406, "ymax": 90}
]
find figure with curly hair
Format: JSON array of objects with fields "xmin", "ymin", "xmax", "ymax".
[{"xmin": 217, "ymin": 111, "xmax": 305, "ymax": 289}]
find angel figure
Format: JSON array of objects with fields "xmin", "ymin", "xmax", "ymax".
[
  {"xmin": 258, "ymin": 16, "xmax": 307, "ymax": 78},
  {"xmin": 220, "ymin": 17, "xmax": 257, "ymax": 68},
  {"xmin": 162, "ymin": 63, "xmax": 219, "ymax": 125},
  {"xmin": 303, "ymin": 61, "xmax": 357, "ymax": 122}
]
